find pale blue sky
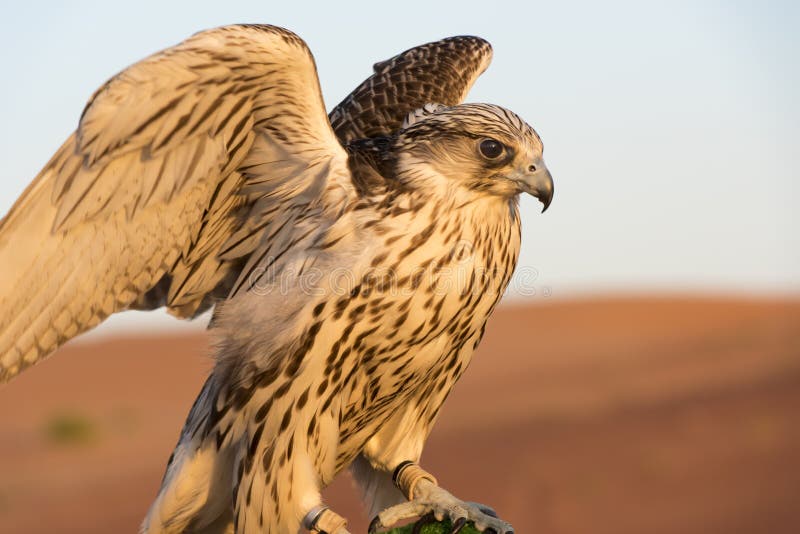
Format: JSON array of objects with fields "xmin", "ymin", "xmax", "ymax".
[{"xmin": 1, "ymin": 0, "xmax": 797, "ymax": 316}]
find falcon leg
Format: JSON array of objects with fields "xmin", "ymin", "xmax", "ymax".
[
  {"xmin": 353, "ymin": 399, "xmax": 511, "ymax": 533},
  {"xmin": 231, "ymin": 420, "xmax": 352, "ymax": 534},
  {"xmin": 368, "ymin": 462, "xmax": 513, "ymax": 534}
]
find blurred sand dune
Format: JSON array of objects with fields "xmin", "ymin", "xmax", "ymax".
[{"xmin": 0, "ymin": 297, "xmax": 798, "ymax": 534}]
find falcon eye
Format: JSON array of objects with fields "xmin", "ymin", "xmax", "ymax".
[{"xmin": 479, "ymin": 139, "xmax": 504, "ymax": 159}]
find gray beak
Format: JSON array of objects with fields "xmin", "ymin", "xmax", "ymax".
[{"xmin": 517, "ymin": 162, "xmax": 554, "ymax": 213}]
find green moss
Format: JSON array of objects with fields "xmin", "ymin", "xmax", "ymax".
[{"xmin": 384, "ymin": 519, "xmax": 482, "ymax": 534}]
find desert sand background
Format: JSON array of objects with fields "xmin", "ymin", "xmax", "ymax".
[{"xmin": 1, "ymin": 297, "xmax": 798, "ymax": 534}]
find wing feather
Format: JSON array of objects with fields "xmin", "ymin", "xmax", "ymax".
[
  {"xmin": 0, "ymin": 24, "xmax": 351, "ymax": 381},
  {"xmin": 329, "ymin": 36, "xmax": 492, "ymax": 142}
]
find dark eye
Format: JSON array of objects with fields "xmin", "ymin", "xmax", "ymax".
[{"xmin": 479, "ymin": 139, "xmax": 504, "ymax": 159}]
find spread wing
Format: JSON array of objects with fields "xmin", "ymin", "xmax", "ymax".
[
  {"xmin": 0, "ymin": 31, "xmax": 493, "ymax": 382},
  {"xmin": 329, "ymin": 36, "xmax": 492, "ymax": 143},
  {"xmin": 0, "ymin": 25, "xmax": 354, "ymax": 381}
]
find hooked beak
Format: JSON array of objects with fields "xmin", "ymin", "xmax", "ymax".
[{"xmin": 516, "ymin": 161, "xmax": 554, "ymax": 212}]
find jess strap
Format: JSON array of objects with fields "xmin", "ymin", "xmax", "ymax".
[
  {"xmin": 303, "ymin": 505, "xmax": 348, "ymax": 534},
  {"xmin": 392, "ymin": 460, "xmax": 438, "ymax": 500}
]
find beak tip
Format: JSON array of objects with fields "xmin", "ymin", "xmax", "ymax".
[
  {"xmin": 539, "ymin": 191, "xmax": 553, "ymax": 213},
  {"xmin": 517, "ymin": 165, "xmax": 554, "ymax": 213}
]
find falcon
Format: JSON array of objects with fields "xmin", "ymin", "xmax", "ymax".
[{"xmin": 0, "ymin": 25, "xmax": 553, "ymax": 534}]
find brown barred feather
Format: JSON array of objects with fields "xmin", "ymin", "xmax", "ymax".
[
  {"xmin": 0, "ymin": 24, "xmax": 349, "ymax": 380},
  {"xmin": 329, "ymin": 36, "xmax": 492, "ymax": 143}
]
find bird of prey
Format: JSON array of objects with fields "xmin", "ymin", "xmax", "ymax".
[{"xmin": 0, "ymin": 25, "xmax": 553, "ymax": 534}]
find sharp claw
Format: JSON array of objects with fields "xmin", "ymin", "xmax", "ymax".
[
  {"xmin": 368, "ymin": 516, "xmax": 382, "ymax": 534},
  {"xmin": 465, "ymin": 501, "xmax": 498, "ymax": 519},
  {"xmin": 481, "ymin": 508, "xmax": 498, "ymax": 519},
  {"xmin": 449, "ymin": 517, "xmax": 467, "ymax": 534}
]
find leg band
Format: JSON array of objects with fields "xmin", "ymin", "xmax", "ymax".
[
  {"xmin": 303, "ymin": 505, "xmax": 348, "ymax": 534},
  {"xmin": 392, "ymin": 461, "xmax": 438, "ymax": 500}
]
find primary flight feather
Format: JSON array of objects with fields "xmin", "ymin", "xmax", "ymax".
[{"xmin": 0, "ymin": 24, "xmax": 553, "ymax": 534}]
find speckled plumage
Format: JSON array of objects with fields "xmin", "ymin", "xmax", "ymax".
[{"xmin": 0, "ymin": 25, "xmax": 553, "ymax": 534}]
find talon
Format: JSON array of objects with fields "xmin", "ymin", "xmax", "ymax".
[
  {"xmin": 371, "ymin": 481, "xmax": 512, "ymax": 534},
  {"xmin": 450, "ymin": 517, "xmax": 467, "ymax": 534},
  {"xmin": 368, "ymin": 516, "xmax": 382, "ymax": 534},
  {"xmin": 467, "ymin": 502, "xmax": 498, "ymax": 518},
  {"xmin": 481, "ymin": 507, "xmax": 498, "ymax": 519}
]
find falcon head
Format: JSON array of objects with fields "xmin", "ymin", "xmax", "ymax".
[{"xmin": 394, "ymin": 103, "xmax": 554, "ymax": 212}]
